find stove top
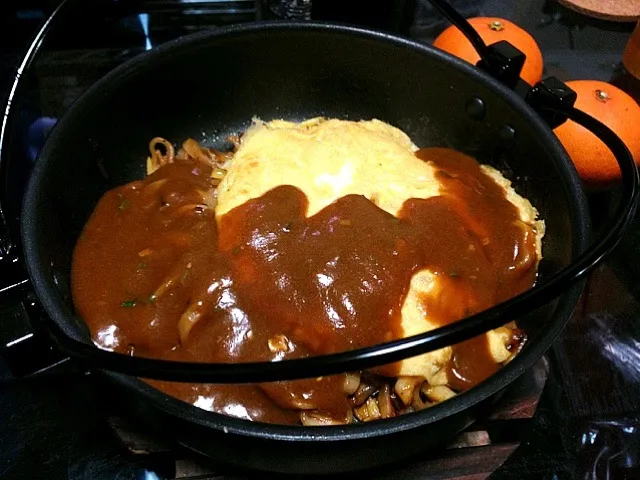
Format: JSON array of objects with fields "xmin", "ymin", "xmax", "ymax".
[{"xmin": 1, "ymin": 1, "xmax": 640, "ymax": 478}]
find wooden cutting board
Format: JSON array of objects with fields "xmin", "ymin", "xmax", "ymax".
[{"xmin": 556, "ymin": 0, "xmax": 640, "ymax": 22}]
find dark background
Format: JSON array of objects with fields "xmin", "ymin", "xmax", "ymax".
[
  {"xmin": 1, "ymin": 0, "xmax": 635, "ymax": 103},
  {"xmin": 1, "ymin": 1, "xmax": 640, "ymax": 479}
]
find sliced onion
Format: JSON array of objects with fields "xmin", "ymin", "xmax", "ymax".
[
  {"xmin": 351, "ymin": 383, "xmax": 377, "ymax": 407},
  {"xmin": 378, "ymin": 384, "xmax": 396, "ymax": 419},
  {"xmin": 423, "ymin": 384, "xmax": 456, "ymax": 403},
  {"xmin": 354, "ymin": 397, "xmax": 381, "ymax": 422},
  {"xmin": 291, "ymin": 398, "xmax": 315, "ymax": 410},
  {"xmin": 366, "ymin": 397, "xmax": 381, "ymax": 420},
  {"xmin": 152, "ymin": 266, "xmax": 185, "ymax": 299},
  {"xmin": 411, "ymin": 381, "xmax": 434, "ymax": 411},
  {"xmin": 178, "ymin": 301, "xmax": 205, "ymax": 344},
  {"xmin": 300, "ymin": 411, "xmax": 343, "ymax": 426},
  {"xmin": 147, "ymin": 137, "xmax": 175, "ymax": 174},
  {"xmin": 210, "ymin": 167, "xmax": 227, "ymax": 181},
  {"xmin": 343, "ymin": 372, "xmax": 361, "ymax": 395},
  {"xmin": 345, "ymin": 406, "xmax": 354, "ymax": 424},
  {"xmin": 353, "ymin": 403, "xmax": 368, "ymax": 422},
  {"xmin": 182, "ymin": 138, "xmax": 233, "ymax": 168},
  {"xmin": 182, "ymin": 138, "xmax": 205, "ymax": 161},
  {"xmin": 267, "ymin": 334, "xmax": 290, "ymax": 353},
  {"xmin": 394, "ymin": 376, "xmax": 422, "ymax": 407}
]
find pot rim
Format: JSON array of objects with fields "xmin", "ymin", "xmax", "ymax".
[{"xmin": 21, "ymin": 21, "xmax": 589, "ymax": 442}]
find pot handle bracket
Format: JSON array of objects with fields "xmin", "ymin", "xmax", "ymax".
[
  {"xmin": 428, "ymin": 1, "xmax": 639, "ymax": 291},
  {"xmin": 426, "ymin": 0, "xmax": 579, "ymax": 127}
]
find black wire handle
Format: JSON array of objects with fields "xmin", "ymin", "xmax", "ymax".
[
  {"xmin": 47, "ymin": 102, "xmax": 638, "ymax": 383},
  {"xmin": 426, "ymin": 0, "xmax": 492, "ymax": 63},
  {"xmin": 30, "ymin": 1, "xmax": 637, "ymax": 383}
]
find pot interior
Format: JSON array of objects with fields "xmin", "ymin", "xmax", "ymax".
[{"xmin": 22, "ymin": 23, "xmax": 588, "ymax": 440}]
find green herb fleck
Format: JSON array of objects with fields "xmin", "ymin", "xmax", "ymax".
[
  {"xmin": 181, "ymin": 269, "xmax": 190, "ymax": 282},
  {"xmin": 120, "ymin": 299, "xmax": 137, "ymax": 308},
  {"xmin": 118, "ymin": 195, "xmax": 131, "ymax": 211},
  {"xmin": 232, "ymin": 246, "xmax": 241, "ymax": 255},
  {"xmin": 149, "ymin": 293, "xmax": 157, "ymax": 304},
  {"xmin": 136, "ymin": 261, "xmax": 147, "ymax": 271},
  {"xmin": 283, "ymin": 222, "xmax": 293, "ymax": 232},
  {"xmin": 448, "ymin": 271, "xmax": 460, "ymax": 278}
]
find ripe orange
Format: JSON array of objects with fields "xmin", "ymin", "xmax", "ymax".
[
  {"xmin": 433, "ymin": 17, "xmax": 544, "ymax": 86},
  {"xmin": 554, "ymin": 80, "xmax": 640, "ymax": 188}
]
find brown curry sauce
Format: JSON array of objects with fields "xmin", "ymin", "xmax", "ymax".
[{"xmin": 71, "ymin": 147, "xmax": 538, "ymax": 424}]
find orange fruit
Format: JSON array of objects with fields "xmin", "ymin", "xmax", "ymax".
[
  {"xmin": 433, "ymin": 17, "xmax": 544, "ymax": 86},
  {"xmin": 554, "ymin": 80, "xmax": 640, "ymax": 189}
]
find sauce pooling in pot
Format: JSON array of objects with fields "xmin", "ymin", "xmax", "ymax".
[{"xmin": 72, "ymin": 147, "xmax": 538, "ymax": 424}]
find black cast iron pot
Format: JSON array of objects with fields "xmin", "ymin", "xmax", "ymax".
[{"xmin": 18, "ymin": 20, "xmax": 638, "ymax": 474}]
